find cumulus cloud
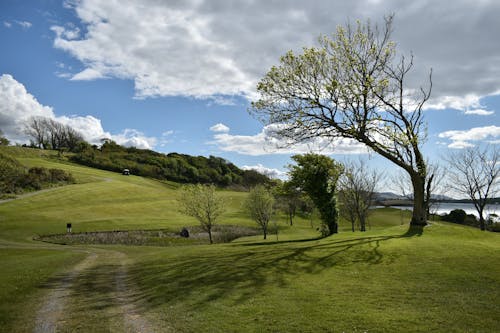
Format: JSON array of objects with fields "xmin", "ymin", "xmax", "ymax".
[
  {"xmin": 209, "ymin": 123, "xmax": 230, "ymax": 133},
  {"xmin": 242, "ymin": 164, "xmax": 287, "ymax": 179},
  {"xmin": 438, "ymin": 126, "xmax": 500, "ymax": 148},
  {"xmin": 210, "ymin": 124, "xmax": 368, "ymax": 156},
  {"xmin": 0, "ymin": 74, "xmax": 156, "ymax": 149},
  {"xmin": 0, "ymin": 74, "xmax": 55, "ymax": 142},
  {"xmin": 51, "ymin": 0, "xmax": 500, "ymax": 110}
]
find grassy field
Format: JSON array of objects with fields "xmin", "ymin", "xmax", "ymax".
[{"xmin": 0, "ymin": 147, "xmax": 499, "ymax": 332}]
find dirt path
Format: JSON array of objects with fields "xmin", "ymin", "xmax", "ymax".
[
  {"xmin": 33, "ymin": 249, "xmax": 158, "ymax": 333},
  {"xmin": 33, "ymin": 252, "xmax": 97, "ymax": 333}
]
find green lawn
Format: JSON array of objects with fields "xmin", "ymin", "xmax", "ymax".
[{"xmin": 0, "ymin": 147, "xmax": 499, "ymax": 332}]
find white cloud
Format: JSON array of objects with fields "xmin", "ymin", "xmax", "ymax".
[
  {"xmin": 0, "ymin": 74, "xmax": 156, "ymax": 149},
  {"xmin": 50, "ymin": 25, "xmax": 80, "ymax": 40},
  {"xmin": 14, "ymin": 20, "xmax": 32, "ymax": 29},
  {"xmin": 111, "ymin": 129, "xmax": 157, "ymax": 149},
  {"xmin": 464, "ymin": 109, "xmax": 494, "ymax": 116},
  {"xmin": 438, "ymin": 126, "xmax": 500, "ymax": 148},
  {"xmin": 3, "ymin": 21, "xmax": 12, "ymax": 28},
  {"xmin": 209, "ymin": 123, "xmax": 230, "ymax": 133},
  {"xmin": 51, "ymin": 0, "xmax": 500, "ymax": 109},
  {"xmin": 0, "ymin": 74, "xmax": 55, "ymax": 142},
  {"xmin": 242, "ymin": 164, "xmax": 286, "ymax": 179},
  {"xmin": 210, "ymin": 124, "xmax": 368, "ymax": 156}
]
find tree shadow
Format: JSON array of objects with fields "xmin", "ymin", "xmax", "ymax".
[{"xmin": 126, "ymin": 227, "xmax": 422, "ymax": 313}]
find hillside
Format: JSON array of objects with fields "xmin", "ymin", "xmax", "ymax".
[
  {"xmin": 0, "ymin": 147, "xmax": 498, "ymax": 332},
  {"xmin": 70, "ymin": 140, "xmax": 272, "ymax": 187}
]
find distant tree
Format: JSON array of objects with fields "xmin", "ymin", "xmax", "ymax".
[
  {"xmin": 339, "ymin": 160, "xmax": 382, "ymax": 232},
  {"xmin": 24, "ymin": 116, "xmax": 85, "ymax": 151},
  {"xmin": 250, "ymin": 15, "xmax": 433, "ymax": 229},
  {"xmin": 442, "ymin": 209, "xmax": 467, "ymax": 224},
  {"xmin": 178, "ymin": 184, "xmax": 226, "ymax": 244},
  {"xmin": 274, "ymin": 180, "xmax": 302, "ymax": 225},
  {"xmin": 445, "ymin": 146, "xmax": 499, "ymax": 231},
  {"xmin": 24, "ymin": 116, "xmax": 48, "ymax": 148},
  {"xmin": 289, "ymin": 154, "xmax": 343, "ymax": 236},
  {"xmin": 245, "ymin": 185, "xmax": 275, "ymax": 239},
  {"xmin": 0, "ymin": 130, "xmax": 9, "ymax": 146}
]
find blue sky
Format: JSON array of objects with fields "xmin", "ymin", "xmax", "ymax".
[{"xmin": 0, "ymin": 0, "xmax": 499, "ymax": 183}]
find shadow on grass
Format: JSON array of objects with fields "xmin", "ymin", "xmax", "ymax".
[
  {"xmin": 38, "ymin": 263, "xmax": 124, "ymax": 329},
  {"xmin": 127, "ymin": 227, "xmax": 423, "ymax": 312}
]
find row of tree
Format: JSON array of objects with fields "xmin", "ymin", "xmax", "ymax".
[
  {"xmin": 178, "ymin": 153, "xmax": 382, "ymax": 242},
  {"xmin": 24, "ymin": 116, "xmax": 85, "ymax": 152},
  {"xmin": 71, "ymin": 140, "xmax": 272, "ymax": 187},
  {"xmin": 178, "ymin": 146, "xmax": 499, "ymax": 244},
  {"xmin": 18, "ymin": 117, "xmax": 273, "ymax": 188}
]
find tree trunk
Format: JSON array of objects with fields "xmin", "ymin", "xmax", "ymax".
[
  {"xmin": 410, "ymin": 174, "xmax": 428, "ymax": 227},
  {"xmin": 263, "ymin": 226, "xmax": 267, "ymax": 239},
  {"xmin": 208, "ymin": 228, "xmax": 213, "ymax": 244},
  {"xmin": 359, "ymin": 216, "xmax": 366, "ymax": 232},
  {"xmin": 479, "ymin": 208, "xmax": 486, "ymax": 231}
]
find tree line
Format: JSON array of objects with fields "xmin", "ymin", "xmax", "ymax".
[
  {"xmin": 71, "ymin": 140, "xmax": 272, "ymax": 187},
  {"xmin": 24, "ymin": 116, "xmax": 84, "ymax": 152},
  {"xmin": 18, "ymin": 116, "xmax": 272, "ymax": 188}
]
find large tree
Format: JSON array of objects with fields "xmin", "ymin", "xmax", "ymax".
[
  {"xmin": 288, "ymin": 154, "xmax": 343, "ymax": 236},
  {"xmin": 178, "ymin": 184, "xmax": 226, "ymax": 244},
  {"xmin": 445, "ymin": 146, "xmax": 499, "ymax": 231},
  {"xmin": 250, "ymin": 15, "xmax": 433, "ymax": 228}
]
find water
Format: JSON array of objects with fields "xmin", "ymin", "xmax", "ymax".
[{"xmin": 388, "ymin": 202, "xmax": 499, "ymax": 218}]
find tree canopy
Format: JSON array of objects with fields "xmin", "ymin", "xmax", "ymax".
[
  {"xmin": 288, "ymin": 153, "xmax": 343, "ymax": 236},
  {"xmin": 178, "ymin": 184, "xmax": 226, "ymax": 244},
  {"xmin": 250, "ymin": 15, "xmax": 433, "ymax": 228}
]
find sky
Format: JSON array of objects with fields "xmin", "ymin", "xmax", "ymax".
[{"xmin": 0, "ymin": 0, "xmax": 499, "ymax": 183}]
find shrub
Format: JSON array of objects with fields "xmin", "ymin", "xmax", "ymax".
[{"xmin": 442, "ymin": 209, "xmax": 466, "ymax": 224}]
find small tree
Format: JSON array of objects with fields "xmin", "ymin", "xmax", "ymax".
[
  {"xmin": 274, "ymin": 180, "xmax": 302, "ymax": 225},
  {"xmin": 289, "ymin": 153, "xmax": 343, "ymax": 236},
  {"xmin": 339, "ymin": 160, "xmax": 381, "ymax": 232},
  {"xmin": 178, "ymin": 184, "xmax": 226, "ymax": 244},
  {"xmin": 445, "ymin": 146, "xmax": 499, "ymax": 231},
  {"xmin": 245, "ymin": 185, "xmax": 275, "ymax": 239}
]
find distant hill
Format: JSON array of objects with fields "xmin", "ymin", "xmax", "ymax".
[{"xmin": 70, "ymin": 140, "xmax": 272, "ymax": 188}]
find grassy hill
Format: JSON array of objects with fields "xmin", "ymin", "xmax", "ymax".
[{"xmin": 0, "ymin": 146, "xmax": 499, "ymax": 332}]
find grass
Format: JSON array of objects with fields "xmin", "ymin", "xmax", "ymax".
[
  {"xmin": 123, "ymin": 224, "xmax": 499, "ymax": 332},
  {"xmin": 0, "ymin": 146, "xmax": 499, "ymax": 332},
  {"xmin": 0, "ymin": 247, "xmax": 86, "ymax": 332}
]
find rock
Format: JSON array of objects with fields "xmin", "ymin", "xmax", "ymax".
[{"xmin": 180, "ymin": 227, "xmax": 189, "ymax": 238}]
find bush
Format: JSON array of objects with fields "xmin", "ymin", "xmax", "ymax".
[
  {"xmin": 0, "ymin": 153, "xmax": 26, "ymax": 194},
  {"xmin": 0, "ymin": 154, "xmax": 74, "ymax": 194},
  {"xmin": 442, "ymin": 209, "xmax": 467, "ymax": 224}
]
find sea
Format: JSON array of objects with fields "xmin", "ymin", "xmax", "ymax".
[{"xmin": 387, "ymin": 202, "xmax": 499, "ymax": 218}]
